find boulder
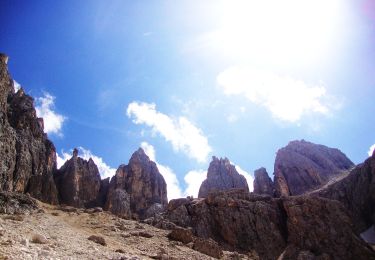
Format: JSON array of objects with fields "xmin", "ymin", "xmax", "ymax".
[
  {"xmin": 54, "ymin": 149, "xmax": 101, "ymax": 208},
  {"xmin": 105, "ymin": 148, "xmax": 167, "ymax": 219},
  {"xmin": 198, "ymin": 156, "xmax": 249, "ymax": 198},
  {"xmin": 253, "ymin": 167, "xmax": 274, "ymax": 196},
  {"xmin": 0, "ymin": 54, "xmax": 58, "ymax": 204},
  {"xmin": 274, "ymin": 140, "xmax": 353, "ymax": 196}
]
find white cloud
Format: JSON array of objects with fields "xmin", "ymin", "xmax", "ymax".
[
  {"xmin": 141, "ymin": 142, "xmax": 183, "ymax": 200},
  {"xmin": 368, "ymin": 144, "xmax": 375, "ymax": 157},
  {"xmin": 56, "ymin": 147, "xmax": 116, "ymax": 179},
  {"xmin": 183, "ymin": 169, "xmax": 206, "ymax": 198},
  {"xmin": 217, "ymin": 67, "xmax": 331, "ymax": 122},
  {"xmin": 127, "ymin": 102, "xmax": 212, "ymax": 163},
  {"xmin": 13, "ymin": 80, "xmax": 21, "ymax": 92},
  {"xmin": 35, "ymin": 92, "xmax": 66, "ymax": 136},
  {"xmin": 141, "ymin": 141, "xmax": 156, "ymax": 161},
  {"xmin": 56, "ymin": 151, "xmax": 71, "ymax": 169},
  {"xmin": 235, "ymin": 165, "xmax": 254, "ymax": 192}
]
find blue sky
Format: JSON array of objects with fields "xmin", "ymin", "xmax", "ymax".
[{"xmin": 1, "ymin": 0, "xmax": 375, "ymax": 200}]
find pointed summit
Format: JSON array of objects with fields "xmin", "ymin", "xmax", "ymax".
[
  {"xmin": 198, "ymin": 156, "xmax": 249, "ymax": 198},
  {"xmin": 105, "ymin": 148, "xmax": 168, "ymax": 219}
]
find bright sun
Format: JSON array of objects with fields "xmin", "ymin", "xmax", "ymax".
[{"xmin": 211, "ymin": 0, "xmax": 344, "ymax": 66}]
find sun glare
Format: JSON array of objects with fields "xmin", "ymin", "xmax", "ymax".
[{"xmin": 212, "ymin": 0, "xmax": 344, "ymax": 66}]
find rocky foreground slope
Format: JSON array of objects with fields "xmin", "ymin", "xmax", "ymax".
[{"xmin": 0, "ymin": 193, "xmax": 247, "ymax": 260}]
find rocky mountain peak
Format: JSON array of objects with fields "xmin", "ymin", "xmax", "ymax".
[
  {"xmin": 198, "ymin": 156, "xmax": 249, "ymax": 198},
  {"xmin": 274, "ymin": 139, "xmax": 354, "ymax": 196},
  {"xmin": 0, "ymin": 53, "xmax": 8, "ymax": 64},
  {"xmin": 253, "ymin": 167, "xmax": 274, "ymax": 196},
  {"xmin": 73, "ymin": 148, "xmax": 78, "ymax": 158},
  {"xmin": 54, "ymin": 153, "xmax": 102, "ymax": 208},
  {"xmin": 105, "ymin": 148, "xmax": 168, "ymax": 219}
]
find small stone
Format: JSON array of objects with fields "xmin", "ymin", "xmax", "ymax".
[
  {"xmin": 88, "ymin": 235, "xmax": 106, "ymax": 246},
  {"xmin": 121, "ymin": 233, "xmax": 131, "ymax": 238},
  {"xmin": 38, "ymin": 250, "xmax": 50, "ymax": 257},
  {"xmin": 20, "ymin": 238, "xmax": 29, "ymax": 247},
  {"xmin": 115, "ymin": 249, "xmax": 126, "ymax": 253},
  {"xmin": 138, "ymin": 231, "xmax": 153, "ymax": 238},
  {"xmin": 31, "ymin": 234, "xmax": 48, "ymax": 244}
]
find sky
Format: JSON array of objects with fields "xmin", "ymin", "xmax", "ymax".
[{"xmin": 1, "ymin": 0, "xmax": 375, "ymax": 200}]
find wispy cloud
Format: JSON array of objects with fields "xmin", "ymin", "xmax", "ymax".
[
  {"xmin": 57, "ymin": 147, "xmax": 116, "ymax": 179},
  {"xmin": 35, "ymin": 92, "xmax": 66, "ymax": 136},
  {"xmin": 56, "ymin": 151, "xmax": 71, "ymax": 169},
  {"xmin": 234, "ymin": 164, "xmax": 254, "ymax": 192},
  {"xmin": 368, "ymin": 144, "xmax": 375, "ymax": 157},
  {"xmin": 127, "ymin": 102, "xmax": 212, "ymax": 163},
  {"xmin": 141, "ymin": 142, "xmax": 183, "ymax": 200},
  {"xmin": 217, "ymin": 67, "xmax": 334, "ymax": 122}
]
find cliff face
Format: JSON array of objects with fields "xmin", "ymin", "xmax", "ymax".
[
  {"xmin": 198, "ymin": 157, "xmax": 249, "ymax": 198},
  {"xmin": 274, "ymin": 140, "xmax": 354, "ymax": 196},
  {"xmin": 0, "ymin": 54, "xmax": 58, "ymax": 204},
  {"xmin": 161, "ymin": 189, "xmax": 375, "ymax": 260},
  {"xmin": 253, "ymin": 167, "xmax": 274, "ymax": 196},
  {"xmin": 105, "ymin": 148, "xmax": 168, "ymax": 219},
  {"xmin": 54, "ymin": 149, "xmax": 103, "ymax": 208},
  {"xmin": 315, "ymin": 154, "xmax": 375, "ymax": 233}
]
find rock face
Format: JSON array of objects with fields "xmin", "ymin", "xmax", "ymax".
[
  {"xmin": 253, "ymin": 167, "xmax": 274, "ymax": 196},
  {"xmin": 274, "ymin": 140, "xmax": 354, "ymax": 196},
  {"xmin": 0, "ymin": 191, "xmax": 38, "ymax": 214},
  {"xmin": 105, "ymin": 148, "xmax": 167, "ymax": 219},
  {"xmin": 281, "ymin": 196, "xmax": 374, "ymax": 260},
  {"xmin": 162, "ymin": 189, "xmax": 375, "ymax": 260},
  {"xmin": 315, "ymin": 155, "xmax": 375, "ymax": 233},
  {"xmin": 54, "ymin": 149, "xmax": 102, "ymax": 208},
  {"xmin": 198, "ymin": 156, "xmax": 249, "ymax": 198},
  {"xmin": 0, "ymin": 54, "xmax": 58, "ymax": 204}
]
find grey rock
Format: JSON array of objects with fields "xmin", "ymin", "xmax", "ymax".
[
  {"xmin": 274, "ymin": 140, "xmax": 353, "ymax": 196},
  {"xmin": 54, "ymin": 150, "xmax": 101, "ymax": 208},
  {"xmin": 253, "ymin": 167, "xmax": 274, "ymax": 196},
  {"xmin": 0, "ymin": 54, "xmax": 58, "ymax": 204},
  {"xmin": 105, "ymin": 148, "xmax": 167, "ymax": 219},
  {"xmin": 198, "ymin": 156, "xmax": 249, "ymax": 198}
]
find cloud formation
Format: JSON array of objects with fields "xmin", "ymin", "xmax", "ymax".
[
  {"xmin": 35, "ymin": 93, "xmax": 66, "ymax": 136},
  {"xmin": 235, "ymin": 164, "xmax": 254, "ymax": 192},
  {"xmin": 56, "ymin": 147, "xmax": 116, "ymax": 179},
  {"xmin": 217, "ymin": 67, "xmax": 331, "ymax": 122},
  {"xmin": 368, "ymin": 144, "xmax": 375, "ymax": 157},
  {"xmin": 127, "ymin": 102, "xmax": 212, "ymax": 163},
  {"xmin": 141, "ymin": 142, "xmax": 184, "ymax": 200},
  {"xmin": 183, "ymin": 169, "xmax": 207, "ymax": 198}
]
